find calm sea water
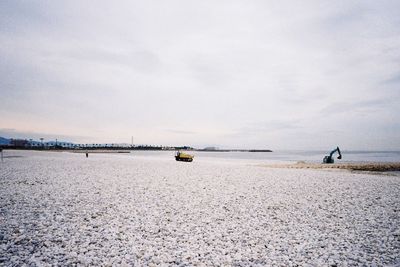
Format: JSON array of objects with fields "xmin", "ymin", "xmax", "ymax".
[
  {"xmin": 2, "ymin": 150, "xmax": 399, "ymax": 164},
  {"xmin": 130, "ymin": 150, "xmax": 400, "ymax": 164}
]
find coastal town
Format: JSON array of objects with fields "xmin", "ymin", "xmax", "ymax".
[{"xmin": 0, "ymin": 137, "xmax": 272, "ymax": 152}]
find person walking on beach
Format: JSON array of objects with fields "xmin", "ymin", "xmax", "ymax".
[{"xmin": 86, "ymin": 152, "xmax": 88, "ymax": 158}]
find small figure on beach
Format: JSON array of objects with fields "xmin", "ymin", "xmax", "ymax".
[{"xmin": 86, "ymin": 152, "xmax": 88, "ymax": 158}]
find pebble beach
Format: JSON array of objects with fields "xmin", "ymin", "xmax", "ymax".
[{"xmin": 0, "ymin": 150, "xmax": 399, "ymax": 266}]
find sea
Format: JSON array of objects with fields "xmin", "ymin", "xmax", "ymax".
[{"xmin": 129, "ymin": 150, "xmax": 400, "ymax": 164}]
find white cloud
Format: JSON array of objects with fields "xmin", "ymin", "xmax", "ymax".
[{"xmin": 1, "ymin": 0, "xmax": 399, "ymax": 149}]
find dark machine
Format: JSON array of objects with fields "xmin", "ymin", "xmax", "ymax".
[{"xmin": 323, "ymin": 147, "xmax": 342, "ymax": 164}]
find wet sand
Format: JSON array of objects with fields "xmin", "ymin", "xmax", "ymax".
[{"xmin": 262, "ymin": 162, "xmax": 400, "ymax": 172}]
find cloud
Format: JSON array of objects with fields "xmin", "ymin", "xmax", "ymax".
[
  {"xmin": 0, "ymin": 0, "xmax": 399, "ymax": 149},
  {"xmin": 232, "ymin": 120, "xmax": 303, "ymax": 135},
  {"xmin": 319, "ymin": 98, "xmax": 393, "ymax": 116},
  {"xmin": 0, "ymin": 128, "xmax": 88, "ymax": 142},
  {"xmin": 382, "ymin": 72, "xmax": 400, "ymax": 85},
  {"xmin": 165, "ymin": 129, "xmax": 196, "ymax": 135}
]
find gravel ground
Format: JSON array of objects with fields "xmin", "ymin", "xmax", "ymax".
[
  {"xmin": 263, "ymin": 162, "xmax": 400, "ymax": 172},
  {"xmin": 0, "ymin": 150, "xmax": 399, "ymax": 266}
]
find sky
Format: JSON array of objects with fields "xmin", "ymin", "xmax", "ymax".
[{"xmin": 1, "ymin": 0, "xmax": 399, "ymax": 150}]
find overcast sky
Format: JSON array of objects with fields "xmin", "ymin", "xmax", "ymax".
[{"xmin": 1, "ymin": 0, "xmax": 399, "ymax": 150}]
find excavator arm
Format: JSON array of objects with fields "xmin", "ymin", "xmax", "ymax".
[{"xmin": 330, "ymin": 146, "xmax": 342, "ymax": 159}]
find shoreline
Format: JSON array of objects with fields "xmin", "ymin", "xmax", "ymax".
[{"xmin": 262, "ymin": 162, "xmax": 400, "ymax": 172}]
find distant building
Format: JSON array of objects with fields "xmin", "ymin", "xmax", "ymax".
[{"xmin": 10, "ymin": 139, "xmax": 29, "ymax": 148}]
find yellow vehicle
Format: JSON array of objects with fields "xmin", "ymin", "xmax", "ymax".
[{"xmin": 175, "ymin": 151, "xmax": 194, "ymax": 162}]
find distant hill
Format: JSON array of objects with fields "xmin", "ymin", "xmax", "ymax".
[{"xmin": 0, "ymin": 137, "xmax": 10, "ymax": 145}]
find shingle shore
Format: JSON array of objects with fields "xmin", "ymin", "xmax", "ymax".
[
  {"xmin": 263, "ymin": 162, "xmax": 400, "ymax": 172},
  {"xmin": 0, "ymin": 151, "xmax": 399, "ymax": 266}
]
